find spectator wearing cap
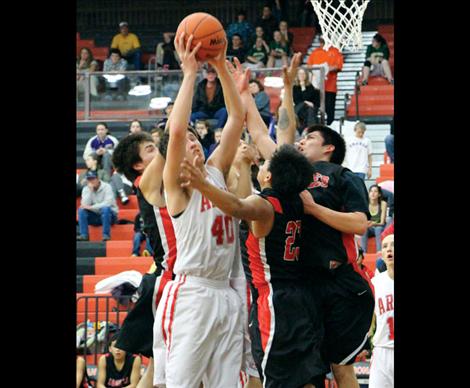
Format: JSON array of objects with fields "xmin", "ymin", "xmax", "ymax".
[
  {"xmin": 77, "ymin": 171, "xmax": 119, "ymax": 241},
  {"xmin": 77, "ymin": 153, "xmax": 111, "ymax": 197},
  {"xmin": 111, "ymin": 21, "xmax": 142, "ymax": 70},
  {"xmin": 190, "ymin": 67, "xmax": 228, "ymax": 129},
  {"xmin": 83, "ymin": 122, "xmax": 119, "ymax": 178}
]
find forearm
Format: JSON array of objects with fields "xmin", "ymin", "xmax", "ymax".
[
  {"xmin": 199, "ymin": 181, "xmax": 245, "ymax": 219},
  {"xmin": 276, "ymin": 88, "xmax": 296, "ymax": 146},
  {"xmin": 231, "ymin": 161, "xmax": 253, "ymax": 199},
  {"xmin": 304, "ymin": 201, "xmax": 368, "ymax": 234},
  {"xmin": 169, "ymin": 72, "xmax": 197, "ymax": 135},
  {"xmin": 216, "ymin": 66, "xmax": 243, "ymax": 121}
]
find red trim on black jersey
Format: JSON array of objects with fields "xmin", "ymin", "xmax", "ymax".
[
  {"xmin": 342, "ymin": 233, "xmax": 375, "ymax": 295},
  {"xmin": 266, "ymin": 196, "xmax": 283, "ymax": 214},
  {"xmin": 134, "ymin": 175, "xmax": 142, "ymax": 188}
]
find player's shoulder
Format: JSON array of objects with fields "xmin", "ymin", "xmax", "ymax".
[{"xmin": 372, "ymin": 270, "xmax": 390, "ymax": 285}]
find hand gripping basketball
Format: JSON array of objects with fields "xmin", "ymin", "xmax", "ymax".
[{"xmin": 175, "ymin": 32, "xmax": 202, "ymax": 75}]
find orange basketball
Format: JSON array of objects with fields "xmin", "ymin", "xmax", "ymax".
[{"xmin": 175, "ymin": 12, "xmax": 226, "ymax": 61}]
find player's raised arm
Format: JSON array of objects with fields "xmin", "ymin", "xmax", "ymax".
[
  {"xmin": 139, "ymin": 147, "xmax": 166, "ymax": 207},
  {"xmin": 206, "ymin": 53, "xmax": 248, "ymax": 177},
  {"xmin": 163, "ymin": 33, "xmax": 201, "ymax": 215},
  {"xmin": 276, "ymin": 52, "xmax": 303, "ymax": 147},
  {"xmin": 180, "ymin": 156, "xmax": 273, "ymax": 222}
]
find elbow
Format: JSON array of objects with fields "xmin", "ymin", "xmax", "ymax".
[{"xmin": 356, "ymin": 217, "xmax": 368, "ymax": 235}]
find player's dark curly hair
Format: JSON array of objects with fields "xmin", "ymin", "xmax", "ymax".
[
  {"xmin": 158, "ymin": 126, "xmax": 201, "ymax": 159},
  {"xmin": 268, "ymin": 144, "xmax": 313, "ymax": 197},
  {"xmin": 112, "ymin": 132, "xmax": 154, "ymax": 182},
  {"xmin": 305, "ymin": 124, "xmax": 346, "ymax": 165}
]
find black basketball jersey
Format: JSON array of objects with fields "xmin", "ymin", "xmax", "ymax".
[
  {"xmin": 300, "ymin": 161, "xmax": 370, "ymax": 271},
  {"xmin": 104, "ymin": 353, "xmax": 135, "ymax": 387},
  {"xmin": 245, "ymin": 188, "xmax": 304, "ymax": 288}
]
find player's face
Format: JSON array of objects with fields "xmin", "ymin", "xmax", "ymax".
[
  {"xmin": 298, "ymin": 131, "xmax": 330, "ymax": 163},
  {"xmin": 381, "ymin": 234, "xmax": 394, "ymax": 268},
  {"xmin": 138, "ymin": 141, "xmax": 158, "ymax": 167},
  {"xmin": 110, "ymin": 340, "xmax": 126, "ymax": 361},
  {"xmin": 185, "ymin": 131, "xmax": 205, "ymax": 164}
]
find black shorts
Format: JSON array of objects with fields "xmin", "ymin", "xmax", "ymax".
[
  {"xmin": 249, "ymin": 282, "xmax": 328, "ymax": 388},
  {"xmin": 115, "ymin": 270, "xmax": 173, "ymax": 358},
  {"xmin": 311, "ymin": 263, "xmax": 375, "ymax": 366}
]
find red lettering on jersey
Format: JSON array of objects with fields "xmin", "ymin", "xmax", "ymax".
[
  {"xmin": 200, "ymin": 195, "xmax": 213, "ymax": 212},
  {"xmin": 307, "ymin": 173, "xmax": 330, "ymax": 189},
  {"xmin": 378, "ymin": 298, "xmax": 385, "ymax": 315},
  {"xmin": 386, "ymin": 294, "xmax": 394, "ymax": 312}
]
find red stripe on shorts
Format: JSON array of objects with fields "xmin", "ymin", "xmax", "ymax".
[{"xmin": 167, "ymin": 274, "xmax": 187, "ymax": 351}]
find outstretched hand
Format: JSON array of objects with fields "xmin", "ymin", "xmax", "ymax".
[
  {"xmin": 226, "ymin": 57, "xmax": 251, "ymax": 94},
  {"xmin": 175, "ymin": 32, "xmax": 202, "ymax": 75},
  {"xmin": 180, "ymin": 156, "xmax": 206, "ymax": 190},
  {"xmin": 282, "ymin": 52, "xmax": 303, "ymax": 88}
]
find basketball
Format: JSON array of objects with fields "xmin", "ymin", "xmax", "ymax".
[{"xmin": 175, "ymin": 12, "xmax": 226, "ymax": 61}]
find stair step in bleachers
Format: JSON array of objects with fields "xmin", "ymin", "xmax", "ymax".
[
  {"xmin": 88, "ymin": 224, "xmax": 134, "ymax": 241},
  {"xmin": 95, "ymin": 257, "xmax": 153, "ymax": 275},
  {"xmin": 77, "ymin": 241, "xmax": 106, "ymax": 258},
  {"xmin": 106, "ymin": 241, "xmax": 134, "ymax": 257}
]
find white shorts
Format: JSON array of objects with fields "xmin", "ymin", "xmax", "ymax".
[
  {"xmin": 368, "ymin": 346, "xmax": 394, "ymax": 388},
  {"xmin": 153, "ymin": 274, "xmax": 244, "ymax": 388}
]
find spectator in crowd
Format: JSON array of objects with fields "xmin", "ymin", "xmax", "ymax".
[
  {"xmin": 278, "ymin": 20, "xmax": 294, "ymax": 48},
  {"xmin": 249, "ymin": 79, "xmax": 272, "ymax": 126},
  {"xmin": 76, "ymin": 356, "xmax": 89, "ymax": 388},
  {"xmin": 226, "ymin": 9, "xmax": 255, "ymax": 46},
  {"xmin": 131, "ymin": 212, "xmax": 153, "ymax": 257},
  {"xmin": 190, "ymin": 67, "xmax": 228, "ymax": 128},
  {"xmin": 343, "ymin": 121, "xmax": 373, "ymax": 180},
  {"xmin": 83, "ymin": 122, "xmax": 119, "ymax": 178},
  {"xmin": 102, "ymin": 48, "xmax": 128, "ymax": 101},
  {"xmin": 226, "ymin": 33, "xmax": 247, "ymax": 63},
  {"xmin": 385, "ymin": 121, "xmax": 394, "ymax": 163},
  {"xmin": 195, "ymin": 120, "xmax": 214, "ymax": 159},
  {"xmin": 150, "ymin": 127, "xmax": 164, "ymax": 146},
  {"xmin": 360, "ymin": 184, "xmax": 388, "ymax": 253},
  {"xmin": 266, "ymin": 30, "xmax": 290, "ymax": 68},
  {"xmin": 361, "ymin": 33, "xmax": 394, "ymax": 85},
  {"xmin": 256, "ymin": 4, "xmax": 279, "ymax": 40},
  {"xmin": 96, "ymin": 334, "xmax": 141, "ymax": 388},
  {"xmin": 154, "ymin": 101, "xmax": 174, "ymax": 131},
  {"xmin": 307, "ymin": 37, "xmax": 343, "ymax": 125},
  {"xmin": 110, "ymin": 21, "xmax": 142, "ymax": 70},
  {"xmin": 251, "ymin": 25, "xmax": 271, "ymax": 47},
  {"xmin": 299, "ymin": 0, "xmax": 320, "ymax": 29},
  {"xmin": 155, "ymin": 32, "xmax": 180, "ymax": 70},
  {"xmin": 293, "ymin": 67, "xmax": 320, "ymax": 131},
  {"xmin": 77, "ymin": 47, "xmax": 99, "ymax": 98},
  {"xmin": 77, "ymin": 171, "xmax": 119, "ymax": 242},
  {"xmin": 208, "ymin": 128, "xmax": 223, "ymax": 156},
  {"xmin": 128, "ymin": 119, "xmax": 144, "ymax": 134},
  {"xmin": 244, "ymin": 36, "xmax": 270, "ymax": 69},
  {"xmin": 77, "ymin": 153, "xmax": 111, "ymax": 197}
]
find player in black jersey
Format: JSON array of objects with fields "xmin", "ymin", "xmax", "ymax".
[
  {"xmin": 297, "ymin": 125, "xmax": 374, "ymax": 388},
  {"xmin": 96, "ymin": 334, "xmax": 141, "ymax": 388},
  {"xmin": 112, "ymin": 132, "xmax": 174, "ymax": 388},
  {"xmin": 180, "ymin": 144, "xmax": 327, "ymax": 388}
]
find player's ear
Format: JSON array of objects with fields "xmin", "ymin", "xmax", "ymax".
[
  {"xmin": 324, "ymin": 144, "xmax": 335, "ymax": 155},
  {"xmin": 133, "ymin": 161, "xmax": 145, "ymax": 173},
  {"xmin": 264, "ymin": 171, "xmax": 272, "ymax": 184}
]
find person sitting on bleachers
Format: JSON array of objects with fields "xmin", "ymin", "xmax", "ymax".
[
  {"xmin": 361, "ymin": 33, "xmax": 394, "ymax": 85},
  {"xmin": 249, "ymin": 79, "xmax": 272, "ymax": 126},
  {"xmin": 128, "ymin": 119, "xmax": 144, "ymax": 134},
  {"xmin": 96, "ymin": 333, "xmax": 141, "ymax": 388},
  {"xmin": 244, "ymin": 36, "xmax": 270, "ymax": 70},
  {"xmin": 255, "ymin": 4, "xmax": 279, "ymax": 41},
  {"xmin": 102, "ymin": 49, "xmax": 128, "ymax": 101},
  {"xmin": 195, "ymin": 119, "xmax": 214, "ymax": 159},
  {"xmin": 226, "ymin": 9, "xmax": 255, "ymax": 48},
  {"xmin": 83, "ymin": 122, "xmax": 119, "ymax": 178},
  {"xmin": 131, "ymin": 212, "xmax": 153, "ymax": 257},
  {"xmin": 360, "ymin": 184, "xmax": 388, "ymax": 253},
  {"xmin": 150, "ymin": 127, "xmax": 164, "ymax": 146},
  {"xmin": 77, "ymin": 154, "xmax": 111, "ymax": 197},
  {"xmin": 226, "ymin": 33, "xmax": 247, "ymax": 64},
  {"xmin": 293, "ymin": 67, "xmax": 320, "ymax": 131},
  {"xmin": 278, "ymin": 20, "xmax": 294, "ymax": 49},
  {"xmin": 77, "ymin": 170, "xmax": 119, "ymax": 242},
  {"xmin": 110, "ymin": 21, "xmax": 142, "ymax": 70},
  {"xmin": 155, "ymin": 32, "xmax": 180, "ymax": 70},
  {"xmin": 266, "ymin": 30, "xmax": 290, "ymax": 69},
  {"xmin": 190, "ymin": 66, "xmax": 228, "ymax": 129},
  {"xmin": 77, "ymin": 47, "xmax": 99, "ymax": 98}
]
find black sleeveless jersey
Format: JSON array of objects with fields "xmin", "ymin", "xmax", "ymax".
[
  {"xmin": 245, "ymin": 188, "xmax": 304, "ymax": 288},
  {"xmin": 104, "ymin": 353, "xmax": 135, "ymax": 387},
  {"xmin": 300, "ymin": 161, "xmax": 370, "ymax": 271}
]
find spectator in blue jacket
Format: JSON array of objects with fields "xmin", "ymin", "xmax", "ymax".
[
  {"xmin": 249, "ymin": 79, "xmax": 272, "ymax": 126},
  {"xmin": 226, "ymin": 9, "xmax": 255, "ymax": 47}
]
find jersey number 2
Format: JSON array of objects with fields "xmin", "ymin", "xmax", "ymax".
[
  {"xmin": 211, "ymin": 215, "xmax": 234, "ymax": 245},
  {"xmin": 284, "ymin": 220, "xmax": 301, "ymax": 261}
]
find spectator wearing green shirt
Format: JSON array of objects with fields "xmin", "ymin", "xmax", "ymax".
[
  {"xmin": 361, "ymin": 33, "xmax": 394, "ymax": 85},
  {"xmin": 244, "ymin": 37, "xmax": 270, "ymax": 70},
  {"xmin": 266, "ymin": 30, "xmax": 290, "ymax": 68}
]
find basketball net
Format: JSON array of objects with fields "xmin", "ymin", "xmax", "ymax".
[{"xmin": 310, "ymin": 0, "xmax": 371, "ymax": 51}]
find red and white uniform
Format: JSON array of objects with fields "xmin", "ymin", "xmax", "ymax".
[
  {"xmin": 369, "ymin": 271, "xmax": 394, "ymax": 388},
  {"xmin": 153, "ymin": 165, "xmax": 244, "ymax": 388}
]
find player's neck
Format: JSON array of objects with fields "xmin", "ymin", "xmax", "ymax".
[{"xmin": 387, "ymin": 266, "xmax": 394, "ymax": 280}]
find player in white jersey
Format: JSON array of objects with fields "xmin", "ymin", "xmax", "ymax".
[
  {"xmin": 152, "ymin": 32, "xmax": 250, "ymax": 388},
  {"xmin": 369, "ymin": 233, "xmax": 394, "ymax": 388}
]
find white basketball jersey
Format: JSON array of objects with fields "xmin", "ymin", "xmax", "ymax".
[
  {"xmin": 168, "ymin": 165, "xmax": 238, "ymax": 280},
  {"xmin": 371, "ymin": 271, "xmax": 394, "ymax": 349}
]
